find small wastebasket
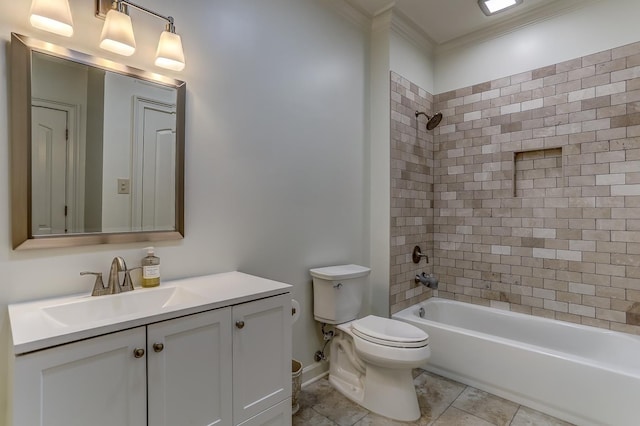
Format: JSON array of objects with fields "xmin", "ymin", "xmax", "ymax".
[{"xmin": 291, "ymin": 359, "xmax": 302, "ymax": 415}]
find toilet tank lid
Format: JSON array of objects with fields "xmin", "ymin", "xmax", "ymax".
[{"xmin": 309, "ymin": 264, "xmax": 371, "ymax": 280}]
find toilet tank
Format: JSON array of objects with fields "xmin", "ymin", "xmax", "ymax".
[{"xmin": 310, "ymin": 264, "xmax": 371, "ymax": 324}]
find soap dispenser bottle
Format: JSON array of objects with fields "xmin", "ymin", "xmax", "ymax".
[{"xmin": 141, "ymin": 247, "xmax": 160, "ymax": 288}]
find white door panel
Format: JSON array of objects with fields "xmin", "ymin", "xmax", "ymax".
[
  {"xmin": 132, "ymin": 99, "xmax": 176, "ymax": 231},
  {"xmin": 31, "ymin": 106, "xmax": 67, "ymax": 235}
]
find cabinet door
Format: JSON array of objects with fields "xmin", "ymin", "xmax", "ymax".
[
  {"xmin": 233, "ymin": 294, "xmax": 292, "ymax": 424},
  {"xmin": 236, "ymin": 398, "xmax": 292, "ymax": 426},
  {"xmin": 147, "ymin": 307, "xmax": 233, "ymax": 426},
  {"xmin": 13, "ymin": 327, "xmax": 147, "ymax": 426}
]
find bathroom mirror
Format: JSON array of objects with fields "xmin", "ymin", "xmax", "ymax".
[{"xmin": 10, "ymin": 33, "xmax": 185, "ymax": 249}]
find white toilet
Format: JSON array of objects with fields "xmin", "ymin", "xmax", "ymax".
[{"xmin": 310, "ymin": 264, "xmax": 430, "ymax": 421}]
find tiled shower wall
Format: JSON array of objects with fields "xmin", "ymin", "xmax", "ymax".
[
  {"xmin": 432, "ymin": 41, "xmax": 640, "ymax": 334},
  {"xmin": 389, "ymin": 72, "xmax": 434, "ymax": 314}
]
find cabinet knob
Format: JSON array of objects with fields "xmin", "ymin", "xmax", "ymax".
[
  {"xmin": 235, "ymin": 320, "xmax": 245, "ymax": 329},
  {"xmin": 133, "ymin": 348, "xmax": 145, "ymax": 358},
  {"xmin": 153, "ymin": 342, "xmax": 164, "ymax": 353}
]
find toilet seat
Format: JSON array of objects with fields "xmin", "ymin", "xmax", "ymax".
[{"xmin": 351, "ymin": 315, "xmax": 428, "ymax": 348}]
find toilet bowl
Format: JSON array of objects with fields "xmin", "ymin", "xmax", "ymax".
[
  {"xmin": 350, "ymin": 315, "xmax": 431, "ymax": 368},
  {"xmin": 329, "ymin": 316, "xmax": 430, "ymax": 421},
  {"xmin": 310, "ymin": 263, "xmax": 430, "ymax": 422}
]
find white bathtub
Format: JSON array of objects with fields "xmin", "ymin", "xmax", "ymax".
[{"xmin": 392, "ymin": 298, "xmax": 640, "ymax": 426}]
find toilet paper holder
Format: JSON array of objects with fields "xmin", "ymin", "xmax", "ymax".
[{"xmin": 291, "ymin": 299, "xmax": 301, "ymax": 323}]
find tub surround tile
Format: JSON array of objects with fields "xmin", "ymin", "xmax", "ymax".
[
  {"xmin": 429, "ymin": 40, "xmax": 640, "ymax": 335},
  {"xmin": 390, "ymin": 71, "xmax": 435, "ymax": 314},
  {"xmin": 626, "ymin": 302, "xmax": 640, "ymax": 325}
]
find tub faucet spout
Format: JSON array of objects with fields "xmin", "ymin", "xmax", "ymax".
[{"xmin": 415, "ymin": 272, "xmax": 438, "ymax": 289}]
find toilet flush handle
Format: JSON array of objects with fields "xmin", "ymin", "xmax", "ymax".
[{"xmin": 333, "ymin": 283, "xmax": 343, "ymax": 289}]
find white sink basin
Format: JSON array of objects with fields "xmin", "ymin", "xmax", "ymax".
[
  {"xmin": 9, "ymin": 271, "xmax": 293, "ymax": 354},
  {"xmin": 42, "ymin": 286, "xmax": 203, "ymax": 326}
]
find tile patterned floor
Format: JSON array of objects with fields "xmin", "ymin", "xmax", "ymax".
[{"xmin": 293, "ymin": 370, "xmax": 574, "ymax": 426}]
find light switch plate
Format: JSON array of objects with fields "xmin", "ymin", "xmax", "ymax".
[{"xmin": 117, "ymin": 178, "xmax": 130, "ymax": 194}]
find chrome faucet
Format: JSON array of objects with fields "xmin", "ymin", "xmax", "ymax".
[
  {"xmin": 415, "ymin": 272, "xmax": 438, "ymax": 289},
  {"xmin": 81, "ymin": 257, "xmax": 135, "ymax": 296},
  {"xmin": 107, "ymin": 257, "xmax": 125, "ymax": 294},
  {"xmin": 80, "ymin": 271, "xmax": 110, "ymax": 296}
]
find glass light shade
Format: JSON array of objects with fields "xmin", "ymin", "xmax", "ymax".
[
  {"xmin": 99, "ymin": 9, "xmax": 136, "ymax": 56},
  {"xmin": 155, "ymin": 31, "xmax": 185, "ymax": 71},
  {"xmin": 29, "ymin": 0, "xmax": 73, "ymax": 37}
]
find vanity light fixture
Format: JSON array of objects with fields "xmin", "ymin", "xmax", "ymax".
[
  {"xmin": 478, "ymin": 0, "xmax": 523, "ymax": 16},
  {"xmin": 98, "ymin": 0, "xmax": 185, "ymax": 71},
  {"xmin": 154, "ymin": 20, "xmax": 186, "ymax": 71},
  {"xmin": 29, "ymin": 0, "xmax": 74, "ymax": 37},
  {"xmin": 99, "ymin": 1, "xmax": 136, "ymax": 56}
]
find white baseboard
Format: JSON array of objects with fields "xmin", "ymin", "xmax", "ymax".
[{"xmin": 301, "ymin": 361, "xmax": 329, "ymax": 387}]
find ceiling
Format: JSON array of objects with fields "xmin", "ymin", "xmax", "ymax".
[{"xmin": 345, "ymin": 0, "xmax": 566, "ymax": 45}]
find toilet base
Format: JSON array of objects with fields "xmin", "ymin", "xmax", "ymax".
[
  {"xmin": 330, "ymin": 365, "xmax": 420, "ymax": 421},
  {"xmin": 365, "ymin": 366, "xmax": 420, "ymax": 421},
  {"xmin": 328, "ymin": 333, "xmax": 421, "ymax": 422}
]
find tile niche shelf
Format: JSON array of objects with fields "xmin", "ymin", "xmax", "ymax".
[{"xmin": 513, "ymin": 147, "xmax": 563, "ymax": 197}]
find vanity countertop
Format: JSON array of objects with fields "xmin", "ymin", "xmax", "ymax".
[{"xmin": 9, "ymin": 271, "xmax": 291, "ymax": 355}]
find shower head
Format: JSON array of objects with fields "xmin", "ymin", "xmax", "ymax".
[{"xmin": 415, "ymin": 111, "xmax": 443, "ymax": 130}]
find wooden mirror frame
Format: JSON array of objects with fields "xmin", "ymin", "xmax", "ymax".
[{"xmin": 11, "ymin": 33, "xmax": 185, "ymax": 250}]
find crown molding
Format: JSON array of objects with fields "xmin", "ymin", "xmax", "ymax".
[
  {"xmin": 390, "ymin": 9, "xmax": 435, "ymax": 53},
  {"xmin": 371, "ymin": 9, "xmax": 392, "ymax": 33},
  {"xmin": 343, "ymin": 0, "xmax": 433, "ymax": 51},
  {"xmin": 321, "ymin": 0, "xmax": 371, "ymax": 32},
  {"xmin": 436, "ymin": 0, "xmax": 598, "ymax": 54},
  {"xmin": 343, "ymin": 0, "xmax": 395, "ymax": 18}
]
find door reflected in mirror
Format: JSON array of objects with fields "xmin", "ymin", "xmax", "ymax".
[{"xmin": 31, "ymin": 52, "xmax": 177, "ymax": 236}]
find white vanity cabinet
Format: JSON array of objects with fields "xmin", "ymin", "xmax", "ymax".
[
  {"xmin": 148, "ymin": 294, "xmax": 293, "ymax": 426},
  {"xmin": 232, "ymin": 295, "xmax": 293, "ymax": 424},
  {"xmin": 11, "ymin": 326, "xmax": 148, "ymax": 426},
  {"xmin": 9, "ymin": 279, "xmax": 292, "ymax": 426},
  {"xmin": 147, "ymin": 307, "xmax": 233, "ymax": 426}
]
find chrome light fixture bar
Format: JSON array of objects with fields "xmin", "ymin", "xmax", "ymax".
[
  {"xmin": 478, "ymin": 0, "xmax": 524, "ymax": 16},
  {"xmin": 97, "ymin": 0, "xmax": 185, "ymax": 71}
]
